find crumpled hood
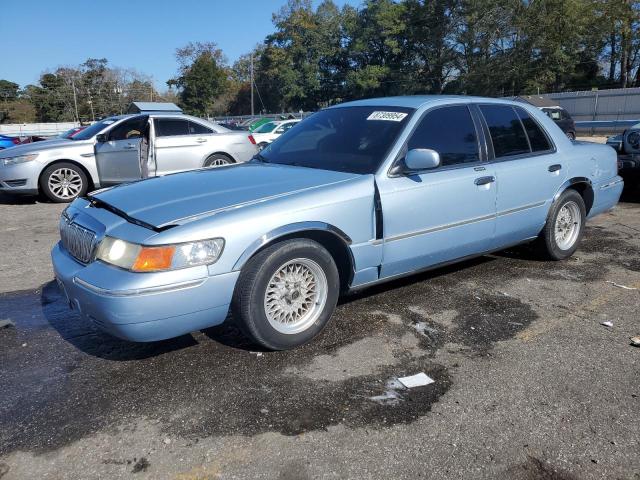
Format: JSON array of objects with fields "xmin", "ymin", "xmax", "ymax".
[{"xmin": 92, "ymin": 163, "xmax": 362, "ymax": 228}]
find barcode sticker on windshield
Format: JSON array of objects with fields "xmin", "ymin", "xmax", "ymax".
[{"xmin": 367, "ymin": 111, "xmax": 408, "ymax": 122}]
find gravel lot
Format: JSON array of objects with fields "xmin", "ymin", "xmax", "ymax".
[{"xmin": 0, "ymin": 188, "xmax": 639, "ymax": 480}]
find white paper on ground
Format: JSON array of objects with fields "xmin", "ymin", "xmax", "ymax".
[
  {"xmin": 398, "ymin": 372, "xmax": 435, "ymax": 388},
  {"xmin": 601, "ymin": 321, "xmax": 614, "ymax": 327}
]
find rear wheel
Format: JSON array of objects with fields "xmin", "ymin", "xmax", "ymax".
[
  {"xmin": 204, "ymin": 153, "xmax": 234, "ymax": 167},
  {"xmin": 566, "ymin": 131, "xmax": 576, "ymax": 140},
  {"xmin": 536, "ymin": 189, "xmax": 586, "ymax": 260},
  {"xmin": 231, "ymin": 239, "xmax": 340, "ymax": 350},
  {"xmin": 257, "ymin": 142, "xmax": 269, "ymax": 151},
  {"xmin": 40, "ymin": 162, "xmax": 88, "ymax": 203}
]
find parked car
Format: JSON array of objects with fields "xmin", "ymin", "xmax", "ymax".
[
  {"xmin": 52, "ymin": 96, "xmax": 622, "ymax": 350},
  {"xmin": 541, "ymin": 107, "xmax": 576, "ymax": 140},
  {"xmin": 0, "ymin": 134, "xmax": 20, "ymax": 150},
  {"xmin": 606, "ymin": 124, "xmax": 640, "ymax": 183},
  {"xmin": 251, "ymin": 119, "xmax": 301, "ymax": 149},
  {"xmin": 0, "ymin": 113, "xmax": 257, "ymax": 202},
  {"xmin": 58, "ymin": 126, "xmax": 87, "ymax": 139}
]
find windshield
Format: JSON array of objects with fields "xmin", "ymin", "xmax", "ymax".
[
  {"xmin": 259, "ymin": 106, "xmax": 414, "ymax": 174},
  {"xmin": 71, "ymin": 118, "xmax": 119, "ymax": 140},
  {"xmin": 254, "ymin": 121, "xmax": 277, "ymax": 133}
]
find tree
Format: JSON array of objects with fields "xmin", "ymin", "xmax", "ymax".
[{"xmin": 168, "ymin": 42, "xmax": 229, "ymax": 116}]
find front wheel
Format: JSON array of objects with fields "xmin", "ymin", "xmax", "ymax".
[
  {"xmin": 40, "ymin": 162, "xmax": 88, "ymax": 203},
  {"xmin": 536, "ymin": 189, "xmax": 586, "ymax": 260},
  {"xmin": 231, "ymin": 239, "xmax": 340, "ymax": 350}
]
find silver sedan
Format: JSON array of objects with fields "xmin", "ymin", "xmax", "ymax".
[{"xmin": 0, "ymin": 113, "xmax": 258, "ymax": 202}]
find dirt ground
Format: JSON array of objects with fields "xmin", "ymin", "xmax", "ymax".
[{"xmin": 0, "ymin": 187, "xmax": 639, "ymax": 479}]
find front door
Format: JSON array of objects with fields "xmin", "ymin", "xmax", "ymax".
[
  {"xmin": 378, "ymin": 105, "xmax": 497, "ymax": 278},
  {"xmin": 95, "ymin": 116, "xmax": 148, "ymax": 184}
]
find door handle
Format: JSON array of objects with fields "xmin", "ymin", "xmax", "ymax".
[
  {"xmin": 474, "ymin": 176, "xmax": 495, "ymax": 186},
  {"xmin": 548, "ymin": 164, "xmax": 562, "ymax": 172},
  {"xmin": 123, "ymin": 144, "xmax": 136, "ymax": 150},
  {"xmin": 195, "ymin": 138, "xmax": 207, "ymax": 143}
]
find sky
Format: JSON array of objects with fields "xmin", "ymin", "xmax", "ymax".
[{"xmin": 1, "ymin": 0, "xmax": 359, "ymax": 90}]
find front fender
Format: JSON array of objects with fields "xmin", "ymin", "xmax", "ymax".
[{"xmin": 232, "ymin": 221, "xmax": 352, "ymax": 271}]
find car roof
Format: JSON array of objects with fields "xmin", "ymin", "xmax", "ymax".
[{"xmin": 331, "ymin": 95, "xmax": 525, "ymax": 109}]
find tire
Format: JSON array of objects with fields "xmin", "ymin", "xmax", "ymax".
[
  {"xmin": 40, "ymin": 162, "xmax": 88, "ymax": 203},
  {"xmin": 536, "ymin": 189, "xmax": 586, "ymax": 260},
  {"xmin": 231, "ymin": 239, "xmax": 340, "ymax": 350},
  {"xmin": 566, "ymin": 131, "xmax": 576, "ymax": 141},
  {"xmin": 257, "ymin": 142, "xmax": 269, "ymax": 151},
  {"xmin": 204, "ymin": 153, "xmax": 234, "ymax": 168}
]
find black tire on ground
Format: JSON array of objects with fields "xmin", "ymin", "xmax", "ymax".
[
  {"xmin": 231, "ymin": 239, "xmax": 340, "ymax": 350},
  {"xmin": 204, "ymin": 153, "xmax": 234, "ymax": 167},
  {"xmin": 257, "ymin": 142, "xmax": 269, "ymax": 151},
  {"xmin": 536, "ymin": 189, "xmax": 586, "ymax": 260},
  {"xmin": 39, "ymin": 162, "xmax": 89, "ymax": 203},
  {"xmin": 566, "ymin": 131, "xmax": 576, "ymax": 140}
]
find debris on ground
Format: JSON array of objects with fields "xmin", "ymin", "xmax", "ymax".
[
  {"xmin": 398, "ymin": 372, "xmax": 435, "ymax": 388},
  {"xmin": 370, "ymin": 379, "xmax": 405, "ymax": 405},
  {"xmin": 249, "ymin": 351, "xmax": 264, "ymax": 357},
  {"xmin": 131, "ymin": 457, "xmax": 150, "ymax": 474},
  {"xmin": 163, "ymin": 437, "xmax": 171, "ymax": 445},
  {"xmin": 630, "ymin": 336, "xmax": 640, "ymax": 347},
  {"xmin": 606, "ymin": 281, "xmax": 638, "ymax": 291},
  {"xmin": 601, "ymin": 321, "xmax": 614, "ymax": 328},
  {"xmin": 0, "ymin": 320, "xmax": 15, "ymax": 329}
]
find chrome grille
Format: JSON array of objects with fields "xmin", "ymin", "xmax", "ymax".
[{"xmin": 59, "ymin": 215, "xmax": 97, "ymax": 263}]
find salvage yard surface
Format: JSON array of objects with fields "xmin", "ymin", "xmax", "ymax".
[{"xmin": 0, "ymin": 190, "xmax": 639, "ymax": 479}]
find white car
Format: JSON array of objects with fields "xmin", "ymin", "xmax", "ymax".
[
  {"xmin": 251, "ymin": 119, "xmax": 300, "ymax": 149},
  {"xmin": 0, "ymin": 113, "xmax": 258, "ymax": 202}
]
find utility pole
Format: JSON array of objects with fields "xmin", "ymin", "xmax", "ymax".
[
  {"xmin": 250, "ymin": 54, "xmax": 254, "ymax": 116},
  {"xmin": 71, "ymin": 77, "xmax": 80, "ymax": 124}
]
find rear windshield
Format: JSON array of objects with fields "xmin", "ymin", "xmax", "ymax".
[
  {"xmin": 259, "ymin": 106, "xmax": 415, "ymax": 174},
  {"xmin": 254, "ymin": 122, "xmax": 277, "ymax": 133}
]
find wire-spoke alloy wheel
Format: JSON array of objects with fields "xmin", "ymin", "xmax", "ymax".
[
  {"xmin": 264, "ymin": 258, "xmax": 328, "ymax": 335},
  {"xmin": 554, "ymin": 200, "xmax": 581, "ymax": 250},
  {"xmin": 232, "ymin": 238, "xmax": 340, "ymax": 350},
  {"xmin": 48, "ymin": 167, "xmax": 83, "ymax": 200}
]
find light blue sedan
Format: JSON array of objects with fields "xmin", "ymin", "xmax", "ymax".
[{"xmin": 52, "ymin": 96, "xmax": 623, "ymax": 350}]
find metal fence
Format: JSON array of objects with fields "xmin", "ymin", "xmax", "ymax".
[
  {"xmin": 0, "ymin": 122, "xmax": 79, "ymax": 138},
  {"xmin": 541, "ymin": 88, "xmax": 640, "ymax": 135}
]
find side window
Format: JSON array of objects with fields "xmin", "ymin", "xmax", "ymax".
[
  {"xmin": 154, "ymin": 118, "xmax": 189, "ymax": 137},
  {"xmin": 480, "ymin": 105, "xmax": 530, "ymax": 158},
  {"xmin": 407, "ymin": 105, "xmax": 480, "ymax": 167},
  {"xmin": 108, "ymin": 116, "xmax": 148, "ymax": 141},
  {"xmin": 515, "ymin": 107, "xmax": 552, "ymax": 152},
  {"xmin": 188, "ymin": 121, "xmax": 213, "ymax": 135}
]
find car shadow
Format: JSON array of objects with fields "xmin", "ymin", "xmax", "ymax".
[
  {"xmin": 0, "ymin": 192, "xmax": 42, "ymax": 205},
  {"xmin": 620, "ymin": 181, "xmax": 640, "ymax": 203},
  {"xmin": 40, "ymin": 280, "xmax": 199, "ymax": 361},
  {"xmin": 341, "ymin": 255, "xmax": 497, "ymax": 304}
]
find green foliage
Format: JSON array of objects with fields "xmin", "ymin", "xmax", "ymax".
[{"xmin": 168, "ymin": 42, "xmax": 229, "ymax": 116}]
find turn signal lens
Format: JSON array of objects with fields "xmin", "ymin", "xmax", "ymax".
[{"xmin": 132, "ymin": 246, "xmax": 176, "ymax": 272}]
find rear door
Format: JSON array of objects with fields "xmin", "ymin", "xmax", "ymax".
[
  {"xmin": 153, "ymin": 118, "xmax": 214, "ymax": 174},
  {"xmin": 94, "ymin": 116, "xmax": 148, "ymax": 184},
  {"xmin": 378, "ymin": 104, "xmax": 497, "ymax": 278},
  {"xmin": 479, "ymin": 104, "xmax": 567, "ymax": 247}
]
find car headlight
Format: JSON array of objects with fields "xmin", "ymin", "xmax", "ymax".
[
  {"xmin": 3, "ymin": 153, "xmax": 39, "ymax": 166},
  {"xmin": 95, "ymin": 237, "xmax": 224, "ymax": 272}
]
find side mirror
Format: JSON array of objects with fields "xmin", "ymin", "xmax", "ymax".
[
  {"xmin": 95, "ymin": 133, "xmax": 107, "ymax": 143},
  {"xmin": 404, "ymin": 148, "xmax": 441, "ymax": 172}
]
